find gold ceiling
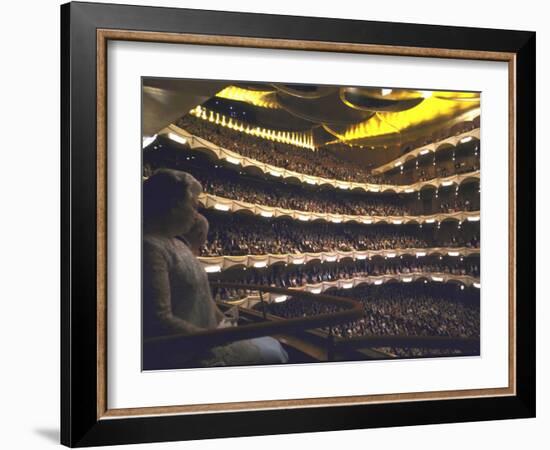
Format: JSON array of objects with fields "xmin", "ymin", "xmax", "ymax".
[
  {"xmin": 329, "ymin": 93, "xmax": 480, "ymax": 142},
  {"xmin": 216, "ymin": 86, "xmax": 279, "ymax": 109},
  {"xmin": 212, "ymin": 85, "xmax": 480, "ymax": 146}
]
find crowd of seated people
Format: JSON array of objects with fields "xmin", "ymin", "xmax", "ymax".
[
  {"xmin": 176, "ymin": 115, "xmax": 480, "ymax": 185},
  {"xmin": 145, "ymin": 147, "xmax": 480, "ymax": 217},
  {"xmin": 197, "ymin": 169, "xmax": 480, "ymax": 215},
  {"xmin": 455, "ymin": 160, "xmax": 480, "ymax": 174},
  {"xmin": 399, "ymin": 118, "xmax": 479, "ymax": 154},
  {"xmin": 177, "ymin": 115, "xmax": 387, "ymax": 184},
  {"xmin": 417, "ymin": 161, "xmax": 479, "ymax": 181},
  {"xmin": 259, "ymin": 282, "xmax": 480, "ymax": 357},
  {"xmin": 211, "ymin": 259, "xmax": 480, "ymax": 301},
  {"xmin": 199, "ymin": 211, "xmax": 480, "ymax": 257},
  {"xmin": 197, "ymin": 170, "xmax": 414, "ymax": 216},
  {"xmin": 144, "ymin": 146, "xmax": 480, "ymax": 216},
  {"xmin": 388, "ymin": 156, "xmax": 479, "ymax": 184},
  {"xmin": 144, "ymin": 147, "xmax": 422, "ymax": 215},
  {"xmin": 438, "ymin": 198, "xmax": 475, "ymax": 213}
]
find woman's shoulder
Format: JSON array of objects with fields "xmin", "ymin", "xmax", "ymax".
[
  {"xmin": 144, "ymin": 233, "xmax": 167, "ymax": 248},
  {"xmin": 144, "ymin": 234, "xmax": 194, "ymax": 260},
  {"xmin": 143, "ymin": 234, "xmax": 179, "ymax": 259}
]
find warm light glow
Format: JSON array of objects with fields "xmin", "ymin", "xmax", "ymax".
[
  {"xmin": 432, "ymin": 276, "xmax": 444, "ymax": 282},
  {"xmin": 142, "ymin": 134, "xmax": 158, "ymax": 148},
  {"xmin": 448, "ymin": 251, "xmax": 460, "ymax": 256},
  {"xmin": 330, "ymin": 92, "xmax": 479, "ymax": 143},
  {"xmin": 374, "ymin": 280, "xmax": 383, "ymax": 285},
  {"xmin": 381, "ymin": 88, "xmax": 393, "ymax": 96},
  {"xmin": 356, "ymin": 254, "xmax": 367, "ymax": 260},
  {"xmin": 325, "ymin": 255, "xmax": 337, "ymax": 262},
  {"xmin": 214, "ymin": 203, "xmax": 230, "ymax": 211},
  {"xmin": 467, "ymin": 216, "xmax": 481, "ymax": 222},
  {"xmin": 253, "ymin": 262, "xmax": 267, "ymax": 268},
  {"xmin": 343, "ymin": 282, "xmax": 354, "ymax": 289},
  {"xmin": 274, "ymin": 295, "xmax": 288, "ymax": 303},
  {"xmin": 473, "ymin": 282, "xmax": 481, "ymax": 289},
  {"xmin": 204, "ymin": 265, "xmax": 221, "ymax": 273},
  {"xmin": 168, "ymin": 132, "xmax": 187, "ymax": 145},
  {"xmin": 225, "ymin": 156, "xmax": 241, "ymax": 165},
  {"xmin": 260, "ymin": 211, "xmax": 273, "ymax": 218},
  {"xmin": 460, "ymin": 136, "xmax": 473, "ymax": 144},
  {"xmin": 189, "ymin": 105, "xmax": 315, "ymax": 149},
  {"xmin": 425, "ymin": 218, "xmax": 436, "ymax": 224},
  {"xmin": 216, "ymin": 85, "xmax": 279, "ymax": 109},
  {"xmin": 402, "ymin": 277, "xmax": 413, "ymax": 283},
  {"xmin": 387, "ymin": 253, "xmax": 396, "ymax": 258},
  {"xmin": 310, "ymin": 287, "xmax": 322, "ymax": 294},
  {"xmin": 293, "ymin": 258, "xmax": 305, "ymax": 265},
  {"xmin": 420, "ymin": 149, "xmax": 431, "ymax": 155},
  {"xmin": 416, "ymin": 251, "xmax": 427, "ymax": 257}
]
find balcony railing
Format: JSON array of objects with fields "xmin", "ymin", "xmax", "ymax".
[
  {"xmin": 199, "ymin": 247, "xmax": 480, "ymax": 272},
  {"xmin": 143, "ymin": 282, "xmax": 480, "ymax": 369},
  {"xmin": 199, "ymin": 192, "xmax": 480, "ymax": 225},
  {"xmin": 144, "ymin": 282, "xmax": 364, "ymax": 350},
  {"xmin": 163, "ymin": 124, "xmax": 480, "ymax": 194},
  {"xmin": 371, "ymin": 128, "xmax": 480, "ymax": 175}
]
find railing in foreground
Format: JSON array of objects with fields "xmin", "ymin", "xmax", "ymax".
[
  {"xmin": 143, "ymin": 282, "xmax": 364, "ymax": 351},
  {"xmin": 144, "ymin": 283, "xmax": 479, "ymax": 358}
]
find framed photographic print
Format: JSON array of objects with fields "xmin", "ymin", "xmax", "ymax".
[{"xmin": 61, "ymin": 1, "xmax": 536, "ymax": 447}]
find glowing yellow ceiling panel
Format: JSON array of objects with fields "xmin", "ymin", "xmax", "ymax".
[
  {"xmin": 368, "ymin": 89, "xmax": 479, "ymax": 101},
  {"xmin": 215, "ymin": 86, "xmax": 279, "ymax": 109},
  {"xmin": 212, "ymin": 86, "xmax": 479, "ymax": 144},
  {"xmin": 334, "ymin": 92, "xmax": 480, "ymax": 142}
]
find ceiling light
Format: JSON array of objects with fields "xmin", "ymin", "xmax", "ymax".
[
  {"xmin": 168, "ymin": 133, "xmax": 187, "ymax": 145},
  {"xmin": 142, "ymin": 134, "xmax": 158, "ymax": 148}
]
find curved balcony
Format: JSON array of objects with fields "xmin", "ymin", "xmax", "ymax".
[
  {"xmin": 216, "ymin": 272, "xmax": 480, "ymax": 309},
  {"xmin": 199, "ymin": 192, "xmax": 480, "ymax": 225},
  {"xmin": 199, "ymin": 247, "xmax": 480, "ymax": 272},
  {"xmin": 162, "ymin": 124, "xmax": 480, "ymax": 193},
  {"xmin": 143, "ymin": 283, "xmax": 364, "ymax": 369},
  {"xmin": 371, "ymin": 128, "xmax": 480, "ymax": 175}
]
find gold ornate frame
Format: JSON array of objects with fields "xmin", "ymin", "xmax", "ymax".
[{"xmin": 95, "ymin": 29, "xmax": 516, "ymax": 420}]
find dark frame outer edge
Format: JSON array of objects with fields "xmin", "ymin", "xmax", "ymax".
[
  {"xmin": 60, "ymin": 2, "xmax": 71, "ymax": 446},
  {"xmin": 514, "ymin": 33, "xmax": 536, "ymax": 415},
  {"xmin": 62, "ymin": 2, "xmax": 101, "ymax": 446}
]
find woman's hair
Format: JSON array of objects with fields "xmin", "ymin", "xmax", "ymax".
[{"xmin": 143, "ymin": 168, "xmax": 195, "ymax": 225}]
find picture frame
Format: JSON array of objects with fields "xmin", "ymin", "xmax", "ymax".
[{"xmin": 60, "ymin": 1, "xmax": 536, "ymax": 447}]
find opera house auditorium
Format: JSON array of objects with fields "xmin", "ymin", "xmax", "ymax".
[{"xmin": 142, "ymin": 80, "xmax": 481, "ymax": 370}]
